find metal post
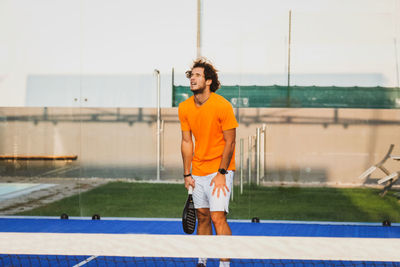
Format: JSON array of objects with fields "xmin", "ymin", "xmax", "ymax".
[
  {"xmin": 231, "ymin": 178, "xmax": 234, "ymax": 201},
  {"xmin": 161, "ymin": 119, "xmax": 164, "ymax": 170},
  {"xmin": 263, "ymin": 124, "xmax": 267, "ymax": 180},
  {"xmin": 394, "ymin": 38, "xmax": 399, "ymax": 88},
  {"xmin": 248, "ymin": 136, "xmax": 252, "ymax": 185},
  {"xmin": 256, "ymin": 128, "xmax": 261, "ymax": 186},
  {"xmin": 287, "ymin": 10, "xmax": 292, "ymax": 107},
  {"xmin": 154, "ymin": 69, "xmax": 161, "ymax": 181},
  {"xmin": 171, "ymin": 68, "xmax": 175, "ymax": 106},
  {"xmin": 240, "ymin": 138, "xmax": 244, "ymax": 194},
  {"xmin": 196, "ymin": 0, "xmax": 202, "ymax": 58}
]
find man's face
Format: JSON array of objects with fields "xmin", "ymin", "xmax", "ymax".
[{"xmin": 189, "ymin": 67, "xmax": 210, "ymax": 93}]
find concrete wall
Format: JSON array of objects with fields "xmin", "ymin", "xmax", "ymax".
[{"xmin": 1, "ymin": 107, "xmax": 399, "ymax": 186}]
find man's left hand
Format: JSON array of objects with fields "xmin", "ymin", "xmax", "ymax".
[{"xmin": 210, "ymin": 172, "xmax": 229, "ymax": 198}]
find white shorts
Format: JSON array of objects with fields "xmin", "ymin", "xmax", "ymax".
[{"xmin": 192, "ymin": 171, "xmax": 234, "ymax": 213}]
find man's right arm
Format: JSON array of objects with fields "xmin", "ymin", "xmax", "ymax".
[{"xmin": 181, "ymin": 130, "xmax": 195, "ymax": 189}]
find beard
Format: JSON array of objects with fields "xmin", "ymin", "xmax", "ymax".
[{"xmin": 191, "ymin": 85, "xmax": 206, "ymax": 95}]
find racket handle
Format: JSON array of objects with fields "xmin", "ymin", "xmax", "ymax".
[{"xmin": 188, "ymin": 186, "xmax": 193, "ymax": 194}]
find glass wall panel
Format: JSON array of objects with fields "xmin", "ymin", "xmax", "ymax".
[
  {"xmin": 0, "ymin": 108, "xmax": 80, "ymax": 216},
  {"xmin": 198, "ymin": 0, "xmax": 400, "ymax": 222},
  {"xmin": 0, "ymin": 1, "xmax": 83, "ymax": 217},
  {"xmin": 76, "ymin": 0, "xmax": 196, "ymax": 218}
]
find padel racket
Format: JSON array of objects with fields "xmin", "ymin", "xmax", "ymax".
[{"xmin": 182, "ymin": 186, "xmax": 196, "ymax": 234}]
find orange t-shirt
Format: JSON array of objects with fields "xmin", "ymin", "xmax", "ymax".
[{"xmin": 178, "ymin": 93, "xmax": 239, "ymax": 176}]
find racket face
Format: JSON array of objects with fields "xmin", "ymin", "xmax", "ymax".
[{"xmin": 182, "ymin": 195, "xmax": 196, "ymax": 234}]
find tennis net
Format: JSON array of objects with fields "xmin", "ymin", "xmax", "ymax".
[{"xmin": 1, "ymin": 232, "xmax": 400, "ymax": 266}]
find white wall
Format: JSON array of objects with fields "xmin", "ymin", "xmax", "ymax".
[
  {"xmin": 0, "ymin": 0, "xmax": 399, "ymax": 107},
  {"xmin": 25, "ymin": 74, "xmax": 171, "ymax": 107}
]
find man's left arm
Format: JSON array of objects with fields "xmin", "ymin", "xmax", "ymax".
[{"xmin": 210, "ymin": 128, "xmax": 236, "ymax": 197}]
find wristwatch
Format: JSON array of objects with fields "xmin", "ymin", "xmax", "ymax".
[{"xmin": 218, "ymin": 168, "xmax": 227, "ymax": 175}]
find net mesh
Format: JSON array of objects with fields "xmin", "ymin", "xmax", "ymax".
[{"xmin": 1, "ymin": 232, "xmax": 400, "ymax": 266}]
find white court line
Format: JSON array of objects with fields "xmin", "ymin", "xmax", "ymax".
[
  {"xmin": 73, "ymin": 255, "xmax": 98, "ymax": 267},
  {"xmin": 1, "ymin": 232, "xmax": 400, "ymax": 262}
]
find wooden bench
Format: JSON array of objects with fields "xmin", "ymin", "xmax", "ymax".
[{"xmin": 0, "ymin": 155, "xmax": 78, "ymax": 161}]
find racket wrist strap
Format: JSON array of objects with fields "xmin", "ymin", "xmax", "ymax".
[{"xmin": 183, "ymin": 173, "xmax": 191, "ymax": 178}]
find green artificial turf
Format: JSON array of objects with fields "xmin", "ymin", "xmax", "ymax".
[{"xmin": 18, "ymin": 182, "xmax": 400, "ymax": 223}]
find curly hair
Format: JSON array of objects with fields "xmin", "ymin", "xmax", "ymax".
[{"xmin": 186, "ymin": 58, "xmax": 220, "ymax": 92}]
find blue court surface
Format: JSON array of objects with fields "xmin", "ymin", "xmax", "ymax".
[
  {"xmin": 0, "ymin": 217, "xmax": 400, "ymax": 237},
  {"xmin": 0, "ymin": 217, "xmax": 399, "ymax": 266}
]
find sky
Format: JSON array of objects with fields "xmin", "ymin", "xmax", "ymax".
[{"xmin": 0, "ymin": 0, "xmax": 399, "ymax": 107}]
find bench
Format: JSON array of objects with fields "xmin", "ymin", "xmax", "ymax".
[{"xmin": 358, "ymin": 144, "xmax": 399, "ymax": 196}]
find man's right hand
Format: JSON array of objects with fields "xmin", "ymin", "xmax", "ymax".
[{"xmin": 184, "ymin": 176, "xmax": 195, "ymax": 190}]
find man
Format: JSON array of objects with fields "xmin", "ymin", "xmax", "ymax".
[{"xmin": 178, "ymin": 58, "xmax": 238, "ymax": 267}]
